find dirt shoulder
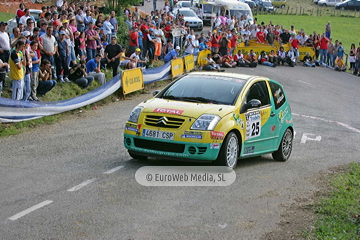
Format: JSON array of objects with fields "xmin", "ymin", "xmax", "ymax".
[{"xmin": 261, "ymin": 165, "xmax": 350, "ymax": 240}]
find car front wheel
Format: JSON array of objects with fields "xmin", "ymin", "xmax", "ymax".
[
  {"xmin": 216, "ymin": 132, "xmax": 239, "ymax": 168},
  {"xmin": 272, "ymin": 128, "xmax": 293, "ymax": 162}
]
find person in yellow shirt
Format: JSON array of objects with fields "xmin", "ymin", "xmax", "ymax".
[
  {"xmin": 334, "ymin": 55, "xmax": 346, "ymax": 72},
  {"xmin": 10, "ymin": 40, "xmax": 25, "ymax": 100}
]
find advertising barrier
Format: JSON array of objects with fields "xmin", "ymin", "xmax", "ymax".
[
  {"xmin": 171, "ymin": 57, "xmax": 184, "ymax": 79},
  {"xmin": 121, "ymin": 68, "xmax": 144, "ymax": 97},
  {"xmin": 197, "ymin": 49, "xmax": 212, "ymax": 67},
  {"xmin": 184, "ymin": 54, "xmax": 195, "ymax": 72}
]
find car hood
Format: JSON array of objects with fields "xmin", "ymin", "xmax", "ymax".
[
  {"xmin": 184, "ymin": 16, "xmax": 201, "ymax": 21},
  {"xmin": 141, "ymin": 98, "xmax": 235, "ymax": 119}
]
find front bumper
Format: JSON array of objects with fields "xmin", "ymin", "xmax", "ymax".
[{"xmin": 124, "ymin": 133, "xmax": 221, "ymax": 161}]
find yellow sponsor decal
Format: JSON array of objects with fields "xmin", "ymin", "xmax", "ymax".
[
  {"xmin": 171, "ymin": 57, "xmax": 184, "ymax": 78},
  {"xmin": 197, "ymin": 49, "xmax": 212, "ymax": 67},
  {"xmin": 121, "ymin": 68, "xmax": 144, "ymax": 95},
  {"xmin": 184, "ymin": 54, "xmax": 195, "ymax": 72}
]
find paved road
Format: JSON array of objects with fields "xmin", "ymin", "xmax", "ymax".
[{"xmin": 1, "ymin": 3, "xmax": 360, "ymax": 239}]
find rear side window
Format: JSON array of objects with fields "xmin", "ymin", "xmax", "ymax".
[{"xmin": 269, "ymin": 81, "xmax": 286, "ymax": 109}]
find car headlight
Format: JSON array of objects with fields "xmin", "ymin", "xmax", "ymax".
[
  {"xmin": 191, "ymin": 114, "xmax": 221, "ymax": 130},
  {"xmin": 128, "ymin": 106, "xmax": 143, "ymax": 123}
]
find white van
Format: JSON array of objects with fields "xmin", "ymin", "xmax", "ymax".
[
  {"xmin": 212, "ymin": 0, "xmax": 254, "ymax": 25},
  {"xmin": 318, "ymin": 0, "xmax": 342, "ymax": 6}
]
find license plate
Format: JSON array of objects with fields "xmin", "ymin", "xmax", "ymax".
[{"xmin": 142, "ymin": 129, "xmax": 175, "ymax": 140}]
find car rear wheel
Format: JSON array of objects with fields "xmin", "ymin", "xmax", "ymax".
[
  {"xmin": 323, "ymin": 3, "xmax": 327, "ymax": 6},
  {"xmin": 281, "ymin": 5, "xmax": 285, "ymax": 8},
  {"xmin": 272, "ymin": 128, "xmax": 293, "ymax": 162},
  {"xmin": 129, "ymin": 151, "xmax": 148, "ymax": 161},
  {"xmin": 216, "ymin": 132, "xmax": 239, "ymax": 168}
]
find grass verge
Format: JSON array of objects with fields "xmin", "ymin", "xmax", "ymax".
[
  {"xmin": 0, "ymin": 12, "xmax": 15, "ymax": 22},
  {"xmin": 308, "ymin": 162, "xmax": 360, "ymax": 239}
]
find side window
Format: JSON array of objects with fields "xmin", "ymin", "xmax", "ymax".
[
  {"xmin": 245, "ymin": 81, "xmax": 270, "ymax": 107},
  {"xmin": 269, "ymin": 81, "xmax": 286, "ymax": 110}
]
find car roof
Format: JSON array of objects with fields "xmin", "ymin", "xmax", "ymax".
[{"xmin": 187, "ymin": 72, "xmax": 267, "ymax": 82}]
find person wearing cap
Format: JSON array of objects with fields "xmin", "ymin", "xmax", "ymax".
[
  {"xmin": 129, "ymin": 26, "xmax": 139, "ymax": 56},
  {"xmin": 9, "ymin": 40, "xmax": 26, "ymax": 100},
  {"xmin": 0, "ymin": 21, "xmax": 11, "ymax": 68},
  {"xmin": 56, "ymin": 31, "xmax": 70, "ymax": 83},
  {"xmin": 85, "ymin": 21, "xmax": 100, "ymax": 61},
  {"xmin": 41, "ymin": 26, "xmax": 58, "ymax": 79},
  {"xmin": 105, "ymin": 36, "xmax": 123, "ymax": 77},
  {"xmin": 163, "ymin": 45, "xmax": 180, "ymax": 63},
  {"xmin": 86, "ymin": 54, "xmax": 106, "ymax": 84}
]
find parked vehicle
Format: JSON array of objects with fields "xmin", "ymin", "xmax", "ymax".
[
  {"xmin": 6, "ymin": 9, "xmax": 42, "ymax": 34},
  {"xmin": 318, "ymin": 0, "xmax": 342, "ymax": 6},
  {"xmin": 335, "ymin": 0, "xmax": 360, "ymax": 10},
  {"xmin": 172, "ymin": 8, "xmax": 203, "ymax": 30},
  {"xmin": 245, "ymin": 0, "xmax": 257, "ymax": 9},
  {"xmin": 212, "ymin": 0, "xmax": 254, "ymax": 24},
  {"xmin": 271, "ymin": 0, "xmax": 286, "ymax": 8},
  {"xmin": 192, "ymin": 0, "xmax": 215, "ymax": 25},
  {"xmin": 257, "ymin": 0, "xmax": 275, "ymax": 12},
  {"xmin": 314, "ymin": 0, "xmax": 319, "ymax": 4}
]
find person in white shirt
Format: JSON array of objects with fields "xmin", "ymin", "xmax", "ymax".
[
  {"xmin": 153, "ymin": 24, "xmax": 164, "ymax": 61},
  {"xmin": 184, "ymin": 35, "xmax": 195, "ymax": 55},
  {"xmin": 287, "ymin": 46, "xmax": 296, "ymax": 67},
  {"xmin": 129, "ymin": 48, "xmax": 147, "ymax": 68},
  {"xmin": 19, "ymin": 9, "xmax": 35, "ymax": 27},
  {"xmin": 196, "ymin": 6, "xmax": 203, "ymax": 19},
  {"xmin": 193, "ymin": 34, "xmax": 200, "ymax": 55}
]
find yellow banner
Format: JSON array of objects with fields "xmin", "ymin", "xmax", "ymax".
[
  {"xmin": 197, "ymin": 49, "xmax": 212, "ymax": 67},
  {"xmin": 234, "ymin": 46, "xmax": 278, "ymax": 57},
  {"xmin": 282, "ymin": 46, "xmax": 315, "ymax": 61},
  {"xmin": 171, "ymin": 58, "xmax": 184, "ymax": 78},
  {"xmin": 121, "ymin": 68, "xmax": 144, "ymax": 95},
  {"xmin": 184, "ymin": 55, "xmax": 195, "ymax": 72}
]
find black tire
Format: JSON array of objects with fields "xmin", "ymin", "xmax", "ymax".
[
  {"xmin": 129, "ymin": 151, "xmax": 148, "ymax": 160},
  {"xmin": 216, "ymin": 132, "xmax": 239, "ymax": 168},
  {"xmin": 272, "ymin": 128, "xmax": 293, "ymax": 162},
  {"xmin": 323, "ymin": 3, "xmax": 327, "ymax": 6},
  {"xmin": 281, "ymin": 5, "xmax": 285, "ymax": 8}
]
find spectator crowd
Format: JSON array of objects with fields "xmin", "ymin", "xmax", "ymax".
[{"xmin": 1, "ymin": 0, "xmax": 359, "ymax": 101}]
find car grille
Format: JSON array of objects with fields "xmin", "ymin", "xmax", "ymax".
[
  {"xmin": 145, "ymin": 115, "xmax": 185, "ymax": 129},
  {"xmin": 134, "ymin": 139, "xmax": 185, "ymax": 153}
]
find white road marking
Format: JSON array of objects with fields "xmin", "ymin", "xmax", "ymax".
[
  {"xmin": 8, "ymin": 200, "xmax": 53, "ymax": 221},
  {"xmin": 293, "ymin": 113, "xmax": 360, "ymax": 134},
  {"xmin": 301, "ymin": 133, "xmax": 322, "ymax": 144},
  {"xmin": 104, "ymin": 166, "xmax": 124, "ymax": 174},
  {"xmin": 298, "ymin": 80, "xmax": 314, "ymax": 86},
  {"xmin": 67, "ymin": 178, "xmax": 96, "ymax": 192}
]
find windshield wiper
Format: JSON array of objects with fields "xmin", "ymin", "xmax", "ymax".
[
  {"xmin": 162, "ymin": 95, "xmax": 180, "ymax": 100},
  {"xmin": 180, "ymin": 97, "xmax": 219, "ymax": 104}
]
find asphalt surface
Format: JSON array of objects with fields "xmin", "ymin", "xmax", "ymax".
[{"xmin": 1, "ymin": 2, "xmax": 360, "ymax": 239}]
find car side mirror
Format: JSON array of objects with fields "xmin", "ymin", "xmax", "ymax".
[
  {"xmin": 153, "ymin": 90, "xmax": 161, "ymax": 97},
  {"xmin": 240, "ymin": 99, "xmax": 262, "ymax": 113}
]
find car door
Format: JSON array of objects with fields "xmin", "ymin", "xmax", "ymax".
[{"xmin": 241, "ymin": 80, "xmax": 278, "ymax": 156}]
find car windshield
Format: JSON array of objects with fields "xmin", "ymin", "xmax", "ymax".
[
  {"xmin": 181, "ymin": 1, "xmax": 191, "ymax": 7},
  {"xmin": 181, "ymin": 10, "xmax": 196, "ymax": 17},
  {"xmin": 159, "ymin": 75, "xmax": 246, "ymax": 105},
  {"xmin": 230, "ymin": 10, "xmax": 252, "ymax": 20},
  {"xmin": 203, "ymin": 4, "xmax": 213, "ymax": 13}
]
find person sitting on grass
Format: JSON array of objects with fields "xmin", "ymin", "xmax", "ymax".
[
  {"xmin": 221, "ymin": 55, "xmax": 237, "ymax": 68},
  {"xmin": 258, "ymin": 51, "xmax": 276, "ymax": 67},
  {"xmin": 334, "ymin": 55, "xmax": 346, "ymax": 72},
  {"xmin": 38, "ymin": 59, "xmax": 57, "ymax": 96},
  {"xmin": 129, "ymin": 48, "xmax": 147, "ymax": 68},
  {"xmin": 203, "ymin": 54, "xmax": 224, "ymax": 72},
  {"xmin": 69, "ymin": 59, "xmax": 94, "ymax": 88},
  {"xmin": 303, "ymin": 52, "xmax": 316, "ymax": 67},
  {"xmin": 86, "ymin": 54, "xmax": 106, "ymax": 85}
]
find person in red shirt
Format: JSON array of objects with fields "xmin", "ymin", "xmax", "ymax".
[
  {"xmin": 221, "ymin": 55, "xmax": 236, "ymax": 68},
  {"xmin": 319, "ymin": 33, "xmax": 329, "ymax": 63},
  {"xmin": 15, "ymin": 3, "xmax": 25, "ymax": 24},
  {"xmin": 289, "ymin": 33, "xmax": 300, "ymax": 64},
  {"xmin": 230, "ymin": 31, "xmax": 238, "ymax": 55},
  {"xmin": 163, "ymin": 22, "xmax": 172, "ymax": 43},
  {"xmin": 139, "ymin": 19, "xmax": 150, "ymax": 58},
  {"xmin": 129, "ymin": 26, "xmax": 139, "ymax": 56},
  {"xmin": 256, "ymin": 28, "xmax": 265, "ymax": 44},
  {"xmin": 211, "ymin": 31, "xmax": 220, "ymax": 52}
]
